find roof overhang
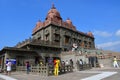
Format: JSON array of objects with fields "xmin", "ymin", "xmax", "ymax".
[{"xmin": 0, "ymin": 47, "xmax": 37, "ymax": 55}]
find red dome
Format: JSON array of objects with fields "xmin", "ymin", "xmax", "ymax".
[
  {"xmin": 66, "ymin": 18, "xmax": 72, "ymax": 25},
  {"xmin": 65, "ymin": 18, "xmax": 76, "ymax": 30},
  {"xmin": 46, "ymin": 4, "xmax": 62, "ymax": 20},
  {"xmin": 36, "ymin": 20, "xmax": 41, "ymax": 27},
  {"xmin": 33, "ymin": 20, "xmax": 42, "ymax": 33},
  {"xmin": 87, "ymin": 31, "xmax": 94, "ymax": 37}
]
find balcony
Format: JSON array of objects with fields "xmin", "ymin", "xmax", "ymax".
[
  {"xmin": 15, "ymin": 38, "xmax": 60, "ymax": 48},
  {"xmin": 31, "ymin": 39, "xmax": 60, "ymax": 48}
]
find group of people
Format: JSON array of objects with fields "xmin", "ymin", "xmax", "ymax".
[
  {"xmin": 54, "ymin": 59, "xmax": 74, "ymax": 76},
  {"xmin": 6, "ymin": 60, "xmax": 31, "ymax": 75},
  {"xmin": 62, "ymin": 59, "xmax": 74, "ymax": 67},
  {"xmin": 5, "ymin": 58, "xmax": 74, "ymax": 76},
  {"xmin": 76, "ymin": 59, "xmax": 84, "ymax": 70},
  {"xmin": 47, "ymin": 58, "xmax": 74, "ymax": 76},
  {"xmin": 5, "ymin": 56, "xmax": 119, "ymax": 76}
]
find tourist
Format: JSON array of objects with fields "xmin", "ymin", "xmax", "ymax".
[
  {"xmin": 54, "ymin": 59, "xmax": 60, "ymax": 76},
  {"xmin": 113, "ymin": 56, "xmax": 119, "ymax": 68},
  {"xmin": 65, "ymin": 60, "xmax": 70, "ymax": 71},
  {"xmin": 48, "ymin": 57, "xmax": 54, "ymax": 68},
  {"xmin": 61, "ymin": 61, "xmax": 65, "ymax": 67},
  {"xmin": 79, "ymin": 59, "xmax": 83, "ymax": 70},
  {"xmin": 65, "ymin": 60, "xmax": 69, "ymax": 66},
  {"xmin": 40, "ymin": 60, "xmax": 43, "ymax": 66},
  {"xmin": 76, "ymin": 60, "xmax": 80, "ymax": 70},
  {"xmin": 70, "ymin": 59, "xmax": 74, "ymax": 68},
  {"xmin": 6, "ymin": 61, "xmax": 12, "ymax": 75},
  {"xmin": 26, "ymin": 61, "xmax": 30, "ymax": 74}
]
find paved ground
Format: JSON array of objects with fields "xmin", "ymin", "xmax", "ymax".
[{"xmin": 0, "ymin": 67, "xmax": 120, "ymax": 80}]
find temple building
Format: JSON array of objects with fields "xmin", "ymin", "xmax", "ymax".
[{"xmin": 0, "ymin": 4, "xmax": 95, "ymax": 69}]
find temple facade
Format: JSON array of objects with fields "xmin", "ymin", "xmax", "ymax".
[
  {"xmin": 0, "ymin": 5, "xmax": 95, "ymax": 69},
  {"xmin": 32, "ymin": 5, "xmax": 95, "ymax": 50}
]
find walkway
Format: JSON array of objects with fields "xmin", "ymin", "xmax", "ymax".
[{"xmin": 0, "ymin": 67, "xmax": 120, "ymax": 80}]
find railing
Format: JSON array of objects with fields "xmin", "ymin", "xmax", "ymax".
[
  {"xmin": 15, "ymin": 38, "xmax": 32, "ymax": 48},
  {"xmin": 59, "ymin": 65, "xmax": 73, "ymax": 74},
  {"xmin": 76, "ymin": 63, "xmax": 92, "ymax": 71},
  {"xmin": 17, "ymin": 66, "xmax": 26, "ymax": 72},
  {"xmin": 15, "ymin": 39, "xmax": 60, "ymax": 48},
  {"xmin": 16, "ymin": 65, "xmax": 73, "ymax": 76},
  {"xmin": 16, "ymin": 65, "xmax": 48, "ymax": 76},
  {"xmin": 31, "ymin": 65, "xmax": 48, "ymax": 76}
]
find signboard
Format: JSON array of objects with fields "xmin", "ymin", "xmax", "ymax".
[{"xmin": 6, "ymin": 59, "xmax": 16, "ymax": 64}]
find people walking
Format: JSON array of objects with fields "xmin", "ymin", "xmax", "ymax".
[{"xmin": 113, "ymin": 56, "xmax": 119, "ymax": 68}]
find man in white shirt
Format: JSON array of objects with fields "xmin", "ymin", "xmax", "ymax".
[{"xmin": 6, "ymin": 61, "xmax": 12, "ymax": 75}]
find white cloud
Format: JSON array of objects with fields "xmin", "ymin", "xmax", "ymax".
[
  {"xmin": 116, "ymin": 30, "xmax": 120, "ymax": 36},
  {"xmin": 96, "ymin": 41, "xmax": 120, "ymax": 49},
  {"xmin": 93, "ymin": 30, "xmax": 112, "ymax": 37}
]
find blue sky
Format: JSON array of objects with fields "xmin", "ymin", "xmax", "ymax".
[{"xmin": 0, "ymin": 0, "xmax": 120, "ymax": 52}]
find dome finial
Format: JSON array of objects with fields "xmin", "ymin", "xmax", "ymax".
[
  {"xmin": 52, "ymin": 3, "xmax": 56, "ymax": 9},
  {"xmin": 67, "ymin": 17, "xmax": 70, "ymax": 20},
  {"xmin": 87, "ymin": 31, "xmax": 94, "ymax": 37},
  {"xmin": 38, "ymin": 19, "xmax": 41, "ymax": 22}
]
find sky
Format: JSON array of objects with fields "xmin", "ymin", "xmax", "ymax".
[{"xmin": 0, "ymin": 0, "xmax": 120, "ymax": 52}]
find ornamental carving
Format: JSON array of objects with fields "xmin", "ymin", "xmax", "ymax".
[{"xmin": 45, "ymin": 30, "xmax": 49, "ymax": 35}]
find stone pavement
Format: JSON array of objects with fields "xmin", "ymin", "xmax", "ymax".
[{"xmin": 0, "ymin": 67, "xmax": 120, "ymax": 80}]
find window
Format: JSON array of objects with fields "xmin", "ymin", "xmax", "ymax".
[
  {"xmin": 45, "ymin": 34, "xmax": 49, "ymax": 41},
  {"xmin": 54, "ymin": 34, "xmax": 60, "ymax": 42},
  {"xmin": 65, "ymin": 36, "xmax": 70, "ymax": 44}
]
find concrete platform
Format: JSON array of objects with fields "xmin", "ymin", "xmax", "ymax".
[{"xmin": 0, "ymin": 67, "xmax": 120, "ymax": 80}]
